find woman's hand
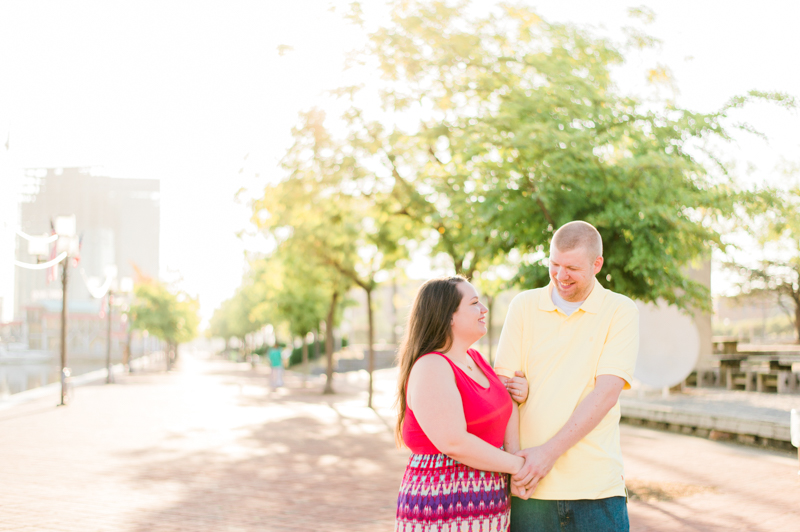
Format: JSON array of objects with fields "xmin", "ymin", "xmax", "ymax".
[
  {"xmin": 504, "ymin": 370, "xmax": 529, "ymax": 403},
  {"xmin": 510, "ymin": 481, "xmax": 531, "ymax": 500},
  {"xmin": 508, "ymin": 452, "xmax": 530, "ymax": 499}
]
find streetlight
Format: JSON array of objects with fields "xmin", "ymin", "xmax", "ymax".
[
  {"xmin": 100, "ymin": 266, "xmax": 134, "ymax": 384},
  {"xmin": 54, "ymin": 214, "xmax": 78, "ymax": 407},
  {"xmin": 14, "ymin": 221, "xmax": 76, "ymax": 406},
  {"xmin": 103, "ymin": 265, "xmax": 118, "ymax": 384},
  {"xmin": 119, "ymin": 277, "xmax": 134, "ymax": 373}
]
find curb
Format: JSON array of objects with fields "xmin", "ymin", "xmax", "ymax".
[
  {"xmin": 621, "ymin": 399, "xmax": 794, "ymax": 450},
  {"xmin": 0, "ymin": 352, "xmax": 163, "ymax": 411}
]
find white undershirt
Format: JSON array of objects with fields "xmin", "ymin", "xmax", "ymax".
[{"xmin": 551, "ymin": 287, "xmax": 585, "ymax": 316}]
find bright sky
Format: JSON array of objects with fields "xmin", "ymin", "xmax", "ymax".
[{"xmin": 1, "ymin": 0, "xmax": 798, "ymax": 323}]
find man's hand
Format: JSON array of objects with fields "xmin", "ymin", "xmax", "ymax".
[
  {"xmin": 503, "ymin": 370, "xmax": 529, "ymax": 403},
  {"xmin": 512, "ymin": 445, "xmax": 558, "ymax": 494}
]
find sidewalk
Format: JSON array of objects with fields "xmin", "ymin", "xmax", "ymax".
[
  {"xmin": 1, "ymin": 353, "xmax": 798, "ymax": 531},
  {"xmin": 0, "ymin": 351, "xmax": 408, "ymax": 532}
]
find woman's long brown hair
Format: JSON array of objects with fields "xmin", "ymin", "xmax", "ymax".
[{"xmin": 395, "ymin": 276, "xmax": 466, "ymax": 447}]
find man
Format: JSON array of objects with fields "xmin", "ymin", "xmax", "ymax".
[{"xmin": 494, "ymin": 221, "xmax": 639, "ymax": 531}]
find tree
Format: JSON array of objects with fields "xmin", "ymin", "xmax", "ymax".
[
  {"xmin": 471, "ymin": 264, "xmax": 512, "ymax": 364},
  {"xmin": 249, "ymin": 247, "xmax": 349, "ymax": 393},
  {"xmin": 727, "ymin": 185, "xmax": 800, "ymax": 341},
  {"xmin": 274, "ymin": 249, "xmax": 334, "ymax": 386},
  {"xmin": 253, "ymin": 109, "xmax": 406, "ymax": 406},
  {"xmin": 129, "ymin": 279, "xmax": 199, "ymax": 370},
  {"xmin": 361, "ymin": 0, "xmax": 794, "ymax": 310},
  {"xmin": 208, "ymin": 299, "xmax": 235, "ymax": 350},
  {"xmin": 209, "ymin": 285, "xmax": 264, "ymax": 358}
]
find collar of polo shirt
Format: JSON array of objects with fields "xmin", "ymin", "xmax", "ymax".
[{"xmin": 539, "ymin": 279, "xmax": 606, "ymax": 315}]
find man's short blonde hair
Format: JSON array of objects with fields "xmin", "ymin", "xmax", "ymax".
[{"xmin": 551, "ymin": 221, "xmax": 603, "ymax": 259}]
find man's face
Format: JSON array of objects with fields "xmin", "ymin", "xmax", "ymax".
[{"xmin": 548, "ymin": 244, "xmax": 604, "ymax": 303}]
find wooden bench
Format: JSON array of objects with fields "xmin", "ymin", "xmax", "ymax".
[
  {"xmin": 712, "ymin": 336, "xmax": 744, "ymax": 355},
  {"xmin": 741, "ymin": 357, "xmax": 799, "ymax": 393},
  {"xmin": 690, "ymin": 349, "xmax": 800, "ymax": 394},
  {"xmin": 715, "ymin": 356, "xmax": 749, "ymax": 390}
]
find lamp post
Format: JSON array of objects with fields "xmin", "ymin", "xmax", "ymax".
[
  {"xmin": 101, "ymin": 266, "xmax": 133, "ymax": 383},
  {"xmin": 14, "ymin": 222, "xmax": 77, "ymax": 406},
  {"xmin": 118, "ymin": 277, "xmax": 134, "ymax": 372},
  {"xmin": 54, "ymin": 215, "xmax": 78, "ymax": 407},
  {"xmin": 103, "ymin": 265, "xmax": 118, "ymax": 384}
]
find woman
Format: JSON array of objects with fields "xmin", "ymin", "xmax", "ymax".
[{"xmin": 395, "ymin": 276, "xmax": 528, "ymax": 532}]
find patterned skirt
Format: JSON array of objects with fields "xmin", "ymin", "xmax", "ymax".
[{"xmin": 396, "ymin": 453, "xmax": 510, "ymax": 532}]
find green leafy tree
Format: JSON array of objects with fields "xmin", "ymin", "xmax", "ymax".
[
  {"xmin": 208, "ymin": 300, "xmax": 235, "ymax": 349},
  {"xmin": 130, "ymin": 279, "xmax": 199, "ymax": 369},
  {"xmin": 727, "ymin": 185, "xmax": 800, "ymax": 341},
  {"xmin": 249, "ymin": 247, "xmax": 350, "ymax": 393},
  {"xmin": 361, "ymin": 0, "xmax": 794, "ymax": 310},
  {"xmin": 471, "ymin": 264, "xmax": 512, "ymax": 363},
  {"xmin": 253, "ymin": 109, "xmax": 406, "ymax": 406},
  {"xmin": 209, "ymin": 285, "xmax": 264, "ymax": 357},
  {"xmin": 332, "ymin": 108, "xmax": 495, "ymax": 279}
]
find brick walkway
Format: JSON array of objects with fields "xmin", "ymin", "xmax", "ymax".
[
  {"xmin": 0, "ymin": 351, "xmax": 407, "ymax": 531},
  {"xmin": 1, "ymin": 352, "xmax": 798, "ymax": 531},
  {"xmin": 623, "ymin": 424, "xmax": 800, "ymax": 531}
]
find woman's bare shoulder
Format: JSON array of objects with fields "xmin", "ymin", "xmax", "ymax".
[{"xmin": 408, "ymin": 353, "xmax": 456, "ymax": 386}]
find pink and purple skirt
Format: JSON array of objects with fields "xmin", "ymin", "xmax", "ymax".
[{"xmin": 396, "ymin": 453, "xmax": 510, "ymax": 532}]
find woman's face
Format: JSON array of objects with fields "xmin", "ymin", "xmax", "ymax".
[{"xmin": 450, "ymin": 281, "xmax": 488, "ymax": 344}]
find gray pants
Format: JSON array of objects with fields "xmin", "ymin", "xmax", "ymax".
[{"xmin": 270, "ymin": 365, "xmax": 284, "ymax": 389}]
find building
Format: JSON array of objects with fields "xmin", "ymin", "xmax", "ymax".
[
  {"xmin": 12, "ymin": 167, "xmax": 160, "ymax": 359},
  {"xmin": 15, "ymin": 167, "xmax": 160, "ymax": 315}
]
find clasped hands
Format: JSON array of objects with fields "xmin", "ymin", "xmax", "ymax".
[{"xmin": 509, "ymin": 445, "xmax": 557, "ymax": 500}]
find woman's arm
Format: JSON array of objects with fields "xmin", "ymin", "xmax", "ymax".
[
  {"xmin": 407, "ymin": 355, "xmax": 524, "ymax": 475},
  {"xmin": 503, "ymin": 401, "xmax": 531, "ymax": 499},
  {"xmin": 503, "ymin": 401, "xmax": 521, "ymax": 455}
]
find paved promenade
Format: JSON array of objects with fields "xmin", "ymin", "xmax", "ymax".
[{"xmin": 1, "ymin": 351, "xmax": 798, "ymax": 531}]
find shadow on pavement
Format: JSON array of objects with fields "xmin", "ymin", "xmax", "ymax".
[{"xmin": 117, "ymin": 363, "xmax": 407, "ymax": 532}]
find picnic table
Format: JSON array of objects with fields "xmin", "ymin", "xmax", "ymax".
[
  {"xmin": 701, "ymin": 338, "xmax": 800, "ymax": 394},
  {"xmin": 712, "ymin": 352, "xmax": 800, "ymax": 394}
]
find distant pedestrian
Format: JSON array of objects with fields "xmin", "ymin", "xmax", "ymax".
[{"xmin": 268, "ymin": 342, "xmax": 284, "ymax": 389}]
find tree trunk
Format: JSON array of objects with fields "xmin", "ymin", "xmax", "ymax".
[
  {"xmin": 464, "ymin": 265, "xmax": 477, "ymax": 281},
  {"xmin": 323, "ymin": 291, "xmax": 339, "ymax": 395},
  {"xmin": 366, "ymin": 287, "xmax": 375, "ymax": 409},
  {"xmin": 391, "ymin": 277, "xmax": 398, "ymax": 346},
  {"xmin": 486, "ymin": 293, "xmax": 495, "ymax": 365},
  {"xmin": 794, "ymin": 294, "xmax": 800, "ymax": 344},
  {"xmin": 314, "ymin": 328, "xmax": 321, "ymax": 361},
  {"xmin": 125, "ymin": 325, "xmax": 133, "ymax": 373},
  {"xmin": 302, "ymin": 335, "xmax": 309, "ymax": 387}
]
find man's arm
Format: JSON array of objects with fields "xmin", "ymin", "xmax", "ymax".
[
  {"xmin": 493, "ymin": 294, "xmax": 528, "ymax": 380},
  {"xmin": 511, "ymin": 375, "xmax": 625, "ymax": 491}
]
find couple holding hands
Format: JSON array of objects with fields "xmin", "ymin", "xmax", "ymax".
[{"xmin": 395, "ymin": 221, "xmax": 640, "ymax": 532}]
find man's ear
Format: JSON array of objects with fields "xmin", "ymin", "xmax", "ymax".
[{"xmin": 593, "ymin": 255, "xmax": 604, "ymax": 275}]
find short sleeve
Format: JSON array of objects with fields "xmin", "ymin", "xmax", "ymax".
[
  {"xmin": 596, "ymin": 299, "xmax": 639, "ymax": 389},
  {"xmin": 493, "ymin": 292, "xmax": 529, "ymax": 380}
]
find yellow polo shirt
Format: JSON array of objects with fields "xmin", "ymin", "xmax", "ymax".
[{"xmin": 494, "ymin": 280, "xmax": 639, "ymax": 500}]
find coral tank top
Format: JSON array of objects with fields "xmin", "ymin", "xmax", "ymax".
[{"xmin": 402, "ymin": 349, "xmax": 513, "ymax": 454}]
